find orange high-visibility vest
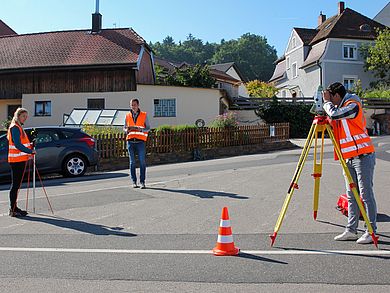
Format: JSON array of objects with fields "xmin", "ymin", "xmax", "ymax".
[
  {"xmin": 125, "ymin": 111, "xmax": 148, "ymax": 141},
  {"xmin": 7, "ymin": 122, "xmax": 32, "ymax": 163},
  {"xmin": 331, "ymin": 99, "xmax": 375, "ymax": 160}
]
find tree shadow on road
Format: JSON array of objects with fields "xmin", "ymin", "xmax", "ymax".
[
  {"xmin": 147, "ymin": 187, "xmax": 249, "ymax": 199},
  {"xmin": 238, "ymin": 252, "xmax": 288, "ymax": 264},
  {"xmin": 19, "ymin": 215, "xmax": 136, "ymax": 237}
]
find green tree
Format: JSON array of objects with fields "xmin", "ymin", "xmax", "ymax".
[
  {"xmin": 361, "ymin": 28, "xmax": 390, "ymax": 86},
  {"xmin": 163, "ymin": 64, "xmax": 216, "ymax": 88},
  {"xmin": 212, "ymin": 33, "xmax": 277, "ymax": 81},
  {"xmin": 150, "ymin": 33, "xmax": 277, "ymax": 82},
  {"xmin": 152, "ymin": 34, "xmax": 217, "ymax": 65},
  {"xmin": 245, "ymin": 80, "xmax": 278, "ymax": 98}
]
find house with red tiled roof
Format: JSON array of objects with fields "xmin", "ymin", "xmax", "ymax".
[
  {"xmin": 0, "ymin": 9, "xmax": 156, "ymax": 125},
  {"xmin": 269, "ymin": 1, "xmax": 387, "ymax": 98},
  {"xmin": 0, "ymin": 10, "xmax": 223, "ymax": 128}
]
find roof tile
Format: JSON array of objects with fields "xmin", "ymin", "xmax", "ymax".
[{"xmin": 0, "ymin": 28, "xmax": 145, "ymax": 71}]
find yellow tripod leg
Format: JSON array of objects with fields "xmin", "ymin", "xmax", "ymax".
[
  {"xmin": 312, "ymin": 125, "xmax": 325, "ymax": 220},
  {"xmin": 326, "ymin": 124, "xmax": 379, "ymax": 248},
  {"xmin": 270, "ymin": 123, "xmax": 317, "ymax": 246}
]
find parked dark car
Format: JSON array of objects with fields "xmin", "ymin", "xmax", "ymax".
[{"xmin": 0, "ymin": 127, "xmax": 98, "ymax": 180}]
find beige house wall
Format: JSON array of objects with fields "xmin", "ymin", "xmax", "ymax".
[
  {"xmin": 0, "ymin": 99, "xmax": 22, "ymax": 123},
  {"xmin": 22, "ymin": 85, "xmax": 222, "ymax": 128}
]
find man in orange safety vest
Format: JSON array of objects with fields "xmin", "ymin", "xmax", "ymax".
[
  {"xmin": 323, "ymin": 82, "xmax": 377, "ymax": 244},
  {"xmin": 124, "ymin": 98, "xmax": 150, "ymax": 189}
]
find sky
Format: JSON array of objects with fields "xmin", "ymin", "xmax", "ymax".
[{"xmin": 1, "ymin": 0, "xmax": 388, "ymax": 56}]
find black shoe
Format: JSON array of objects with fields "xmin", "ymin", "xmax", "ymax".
[
  {"xmin": 14, "ymin": 207, "xmax": 28, "ymax": 216},
  {"xmin": 9, "ymin": 207, "xmax": 27, "ymax": 217}
]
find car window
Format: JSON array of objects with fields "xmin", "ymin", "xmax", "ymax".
[
  {"xmin": 35, "ymin": 130, "xmax": 60, "ymax": 144},
  {"xmin": 61, "ymin": 130, "xmax": 76, "ymax": 139}
]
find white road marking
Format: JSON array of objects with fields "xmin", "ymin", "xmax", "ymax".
[{"xmin": 0, "ymin": 247, "xmax": 388, "ymax": 256}]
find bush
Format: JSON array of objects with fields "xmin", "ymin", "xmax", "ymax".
[
  {"xmin": 1, "ymin": 118, "xmax": 11, "ymax": 131},
  {"xmin": 82, "ymin": 124, "xmax": 123, "ymax": 136},
  {"xmin": 209, "ymin": 112, "xmax": 238, "ymax": 128},
  {"xmin": 256, "ymin": 99, "xmax": 313, "ymax": 138},
  {"xmin": 245, "ymin": 80, "xmax": 278, "ymax": 98},
  {"xmin": 363, "ymin": 87, "xmax": 390, "ymax": 99},
  {"xmin": 155, "ymin": 124, "xmax": 198, "ymax": 133}
]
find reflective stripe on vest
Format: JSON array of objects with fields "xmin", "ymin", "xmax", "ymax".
[
  {"xmin": 7, "ymin": 123, "xmax": 32, "ymax": 163},
  {"xmin": 125, "ymin": 111, "xmax": 148, "ymax": 141},
  {"xmin": 331, "ymin": 100, "xmax": 375, "ymax": 160}
]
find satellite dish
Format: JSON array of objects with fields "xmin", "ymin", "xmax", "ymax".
[{"xmin": 195, "ymin": 119, "xmax": 205, "ymax": 128}]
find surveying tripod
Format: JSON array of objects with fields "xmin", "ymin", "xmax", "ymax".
[
  {"xmin": 269, "ymin": 115, "xmax": 379, "ymax": 248},
  {"xmin": 14, "ymin": 148, "xmax": 54, "ymax": 215}
]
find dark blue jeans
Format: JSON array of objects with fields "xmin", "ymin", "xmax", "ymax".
[{"xmin": 127, "ymin": 140, "xmax": 146, "ymax": 184}]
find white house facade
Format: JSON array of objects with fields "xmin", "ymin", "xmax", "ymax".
[{"xmin": 270, "ymin": 2, "xmax": 387, "ymax": 98}]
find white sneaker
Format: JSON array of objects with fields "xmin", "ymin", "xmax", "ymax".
[
  {"xmin": 132, "ymin": 182, "xmax": 139, "ymax": 188},
  {"xmin": 140, "ymin": 183, "xmax": 146, "ymax": 189},
  {"xmin": 334, "ymin": 231, "xmax": 358, "ymax": 241},
  {"xmin": 356, "ymin": 232, "xmax": 374, "ymax": 244}
]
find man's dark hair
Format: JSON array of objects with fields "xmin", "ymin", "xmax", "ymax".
[
  {"xmin": 326, "ymin": 82, "xmax": 346, "ymax": 98},
  {"xmin": 131, "ymin": 98, "xmax": 139, "ymax": 105}
]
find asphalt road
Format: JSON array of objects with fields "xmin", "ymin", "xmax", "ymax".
[{"xmin": 0, "ymin": 137, "xmax": 390, "ymax": 292}]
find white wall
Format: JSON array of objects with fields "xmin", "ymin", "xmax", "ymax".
[
  {"xmin": 0, "ymin": 99, "xmax": 22, "ymax": 123},
  {"xmin": 22, "ymin": 85, "xmax": 222, "ymax": 128},
  {"xmin": 226, "ymin": 67, "xmax": 249, "ymax": 97}
]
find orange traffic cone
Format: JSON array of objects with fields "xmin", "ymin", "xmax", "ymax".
[{"xmin": 213, "ymin": 207, "xmax": 239, "ymax": 256}]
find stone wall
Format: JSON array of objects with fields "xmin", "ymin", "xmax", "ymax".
[
  {"xmin": 372, "ymin": 112, "xmax": 390, "ymax": 135},
  {"xmin": 98, "ymin": 140, "xmax": 296, "ymax": 171}
]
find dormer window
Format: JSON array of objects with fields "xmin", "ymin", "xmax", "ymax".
[{"xmin": 343, "ymin": 43, "xmax": 357, "ymax": 60}]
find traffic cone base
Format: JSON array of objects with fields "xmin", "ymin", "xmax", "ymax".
[{"xmin": 213, "ymin": 247, "xmax": 240, "ymax": 256}]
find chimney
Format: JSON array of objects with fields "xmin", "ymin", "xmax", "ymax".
[
  {"xmin": 318, "ymin": 12, "xmax": 326, "ymax": 26},
  {"xmin": 338, "ymin": 1, "xmax": 345, "ymax": 15},
  {"xmin": 92, "ymin": 0, "xmax": 102, "ymax": 33}
]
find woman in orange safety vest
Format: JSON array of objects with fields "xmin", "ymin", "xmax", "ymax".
[
  {"xmin": 323, "ymin": 82, "xmax": 377, "ymax": 245},
  {"xmin": 7, "ymin": 108, "xmax": 35, "ymax": 217}
]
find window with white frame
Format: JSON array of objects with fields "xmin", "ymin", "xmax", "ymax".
[
  {"xmin": 343, "ymin": 43, "xmax": 357, "ymax": 60},
  {"xmin": 292, "ymin": 62, "xmax": 298, "ymax": 78},
  {"xmin": 154, "ymin": 98, "xmax": 176, "ymax": 117},
  {"xmin": 343, "ymin": 76, "xmax": 357, "ymax": 90},
  {"xmin": 286, "ymin": 56, "xmax": 290, "ymax": 69},
  {"xmin": 35, "ymin": 101, "xmax": 51, "ymax": 116},
  {"xmin": 291, "ymin": 37, "xmax": 296, "ymax": 49}
]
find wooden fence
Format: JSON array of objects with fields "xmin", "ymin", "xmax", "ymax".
[{"xmin": 94, "ymin": 123, "xmax": 289, "ymax": 159}]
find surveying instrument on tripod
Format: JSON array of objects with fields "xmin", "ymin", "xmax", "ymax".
[
  {"xmin": 16, "ymin": 128, "xmax": 54, "ymax": 215},
  {"xmin": 269, "ymin": 85, "xmax": 379, "ymax": 248}
]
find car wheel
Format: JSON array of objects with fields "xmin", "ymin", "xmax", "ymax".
[{"xmin": 62, "ymin": 154, "xmax": 87, "ymax": 177}]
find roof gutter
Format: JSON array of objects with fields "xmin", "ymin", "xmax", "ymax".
[
  {"xmin": 316, "ymin": 60, "xmax": 323, "ymax": 87},
  {"xmin": 0, "ymin": 63, "xmax": 138, "ymax": 74}
]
